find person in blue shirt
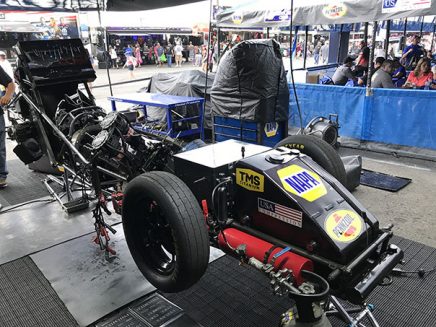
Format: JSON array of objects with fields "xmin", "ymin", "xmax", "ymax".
[
  {"xmin": 124, "ymin": 45, "xmax": 133, "ymax": 57},
  {"xmin": 401, "ymin": 35, "xmax": 424, "ymax": 70}
]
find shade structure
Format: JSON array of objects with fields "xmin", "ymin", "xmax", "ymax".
[
  {"xmin": 106, "ymin": 0, "xmax": 205, "ymax": 11},
  {"xmin": 216, "ymin": 0, "xmax": 436, "ymax": 28},
  {"xmin": 0, "ymin": 0, "xmax": 203, "ymax": 12}
]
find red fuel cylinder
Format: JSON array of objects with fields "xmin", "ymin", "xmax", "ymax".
[{"xmin": 218, "ymin": 228, "xmax": 313, "ymax": 285}]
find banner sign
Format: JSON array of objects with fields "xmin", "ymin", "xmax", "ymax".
[
  {"xmin": 264, "ymin": 9, "xmax": 292, "ymax": 23},
  {"xmin": 382, "ymin": 0, "xmax": 431, "ymax": 13}
]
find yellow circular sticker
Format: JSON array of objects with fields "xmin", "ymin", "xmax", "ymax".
[{"xmin": 325, "ymin": 210, "xmax": 362, "ymax": 243}]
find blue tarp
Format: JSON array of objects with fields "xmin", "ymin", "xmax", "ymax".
[
  {"xmin": 368, "ymin": 88, "xmax": 436, "ymax": 149},
  {"xmin": 289, "ymin": 84, "xmax": 364, "ymax": 139},
  {"xmin": 381, "ymin": 20, "xmax": 436, "ymax": 32},
  {"xmin": 289, "ymin": 83, "xmax": 436, "ymax": 150}
]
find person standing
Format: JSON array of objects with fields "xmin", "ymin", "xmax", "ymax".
[
  {"xmin": 109, "ymin": 46, "xmax": 118, "ymax": 69},
  {"xmin": 174, "ymin": 42, "xmax": 183, "ymax": 67},
  {"xmin": 313, "ymin": 42, "xmax": 321, "ymax": 65},
  {"xmin": 201, "ymin": 46, "xmax": 208, "ymax": 72},
  {"xmin": 401, "ymin": 34, "xmax": 424, "ymax": 70},
  {"xmin": 165, "ymin": 43, "xmax": 174, "ymax": 67},
  {"xmin": 123, "ymin": 55, "xmax": 136, "ymax": 79},
  {"xmin": 0, "ymin": 51, "xmax": 13, "ymax": 80},
  {"xmin": 0, "ymin": 66, "xmax": 16, "ymax": 187},
  {"xmin": 355, "ymin": 41, "xmax": 370, "ymax": 75},
  {"xmin": 194, "ymin": 46, "xmax": 202, "ymax": 67},
  {"xmin": 154, "ymin": 43, "xmax": 164, "ymax": 67},
  {"xmin": 321, "ymin": 41, "xmax": 329, "ymax": 64},
  {"xmin": 188, "ymin": 41, "xmax": 194, "ymax": 63},
  {"xmin": 134, "ymin": 45, "xmax": 143, "ymax": 68}
]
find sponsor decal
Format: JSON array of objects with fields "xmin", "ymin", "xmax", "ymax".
[
  {"xmin": 258, "ymin": 198, "xmax": 303, "ymax": 228},
  {"xmin": 236, "ymin": 168, "xmax": 264, "ymax": 192},
  {"xmin": 325, "ymin": 210, "xmax": 362, "ymax": 243},
  {"xmin": 382, "ymin": 0, "xmax": 430, "ymax": 13},
  {"xmin": 232, "ymin": 12, "xmax": 243, "ymax": 25},
  {"xmin": 322, "ymin": 4, "xmax": 347, "ymax": 19},
  {"xmin": 264, "ymin": 9, "xmax": 292, "ymax": 23},
  {"xmin": 264, "ymin": 122, "xmax": 279, "ymax": 138},
  {"xmin": 281, "ymin": 143, "xmax": 305, "ymax": 150},
  {"xmin": 277, "ymin": 165, "xmax": 327, "ymax": 202}
]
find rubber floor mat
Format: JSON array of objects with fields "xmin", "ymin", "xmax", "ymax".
[
  {"xmin": 360, "ymin": 169, "xmax": 411, "ymax": 192},
  {"xmin": 0, "ymin": 159, "xmax": 50, "ymax": 207},
  {"xmin": 0, "ymin": 256, "xmax": 78, "ymax": 327},
  {"xmin": 31, "ymin": 224, "xmax": 155, "ymax": 327},
  {"xmin": 96, "ymin": 293, "xmax": 201, "ymax": 327},
  {"xmin": 162, "ymin": 235, "xmax": 436, "ymax": 327},
  {"xmin": 0, "ymin": 197, "xmax": 120, "ymax": 265}
]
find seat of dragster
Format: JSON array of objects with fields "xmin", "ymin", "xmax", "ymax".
[{"xmin": 1, "ymin": 38, "xmax": 435, "ymax": 327}]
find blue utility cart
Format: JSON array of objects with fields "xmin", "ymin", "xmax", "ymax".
[{"xmin": 109, "ymin": 93, "xmax": 205, "ymax": 140}]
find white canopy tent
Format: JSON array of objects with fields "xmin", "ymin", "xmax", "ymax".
[{"xmin": 216, "ymin": 0, "xmax": 436, "ymax": 28}]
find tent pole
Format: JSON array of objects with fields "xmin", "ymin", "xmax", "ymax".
[
  {"xmin": 303, "ymin": 26, "xmax": 308, "ymax": 69},
  {"xmin": 337, "ymin": 24, "xmax": 344, "ymax": 63},
  {"xmin": 217, "ymin": 27, "xmax": 221, "ymax": 59},
  {"xmin": 205, "ymin": 0, "xmax": 214, "ymax": 142},
  {"xmin": 402, "ymin": 18, "xmax": 408, "ymax": 50},
  {"xmin": 431, "ymin": 24, "xmax": 436, "ymax": 54},
  {"xmin": 97, "ymin": 0, "xmax": 113, "ymax": 96},
  {"xmin": 366, "ymin": 21, "xmax": 378, "ymax": 95},
  {"xmin": 419, "ymin": 17, "xmax": 424, "ymax": 37},
  {"xmin": 384, "ymin": 20, "xmax": 391, "ymax": 58},
  {"xmin": 364, "ymin": 22, "xmax": 369, "ymax": 43}
]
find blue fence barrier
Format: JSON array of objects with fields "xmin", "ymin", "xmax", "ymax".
[{"xmin": 289, "ymin": 83, "xmax": 436, "ymax": 150}]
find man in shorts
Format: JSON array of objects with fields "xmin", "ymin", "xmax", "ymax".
[
  {"xmin": 0, "ymin": 66, "xmax": 16, "ymax": 187},
  {"xmin": 174, "ymin": 42, "xmax": 183, "ymax": 67}
]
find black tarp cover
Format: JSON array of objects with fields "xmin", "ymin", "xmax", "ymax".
[
  {"xmin": 144, "ymin": 70, "xmax": 214, "ymax": 127},
  {"xmin": 211, "ymin": 39, "xmax": 289, "ymax": 123}
]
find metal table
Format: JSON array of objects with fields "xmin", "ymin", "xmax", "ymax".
[{"xmin": 108, "ymin": 92, "xmax": 205, "ymax": 139}]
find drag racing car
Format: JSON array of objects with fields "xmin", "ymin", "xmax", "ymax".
[{"xmin": 7, "ymin": 39, "xmax": 403, "ymax": 327}]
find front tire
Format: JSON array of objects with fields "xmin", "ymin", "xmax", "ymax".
[
  {"xmin": 122, "ymin": 171, "xmax": 210, "ymax": 292},
  {"xmin": 275, "ymin": 134, "xmax": 347, "ymax": 187}
]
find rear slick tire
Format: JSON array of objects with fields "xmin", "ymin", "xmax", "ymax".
[
  {"xmin": 274, "ymin": 134, "xmax": 347, "ymax": 187},
  {"xmin": 122, "ymin": 171, "xmax": 210, "ymax": 293}
]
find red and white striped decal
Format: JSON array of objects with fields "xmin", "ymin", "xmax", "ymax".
[{"xmin": 258, "ymin": 198, "xmax": 303, "ymax": 228}]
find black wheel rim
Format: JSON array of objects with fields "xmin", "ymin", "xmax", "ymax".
[{"xmin": 140, "ymin": 199, "xmax": 176, "ymax": 275}]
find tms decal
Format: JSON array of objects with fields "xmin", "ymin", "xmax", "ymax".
[{"xmin": 236, "ymin": 168, "xmax": 264, "ymax": 192}]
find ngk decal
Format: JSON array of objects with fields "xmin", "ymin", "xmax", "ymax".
[{"xmin": 236, "ymin": 168, "xmax": 264, "ymax": 192}]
